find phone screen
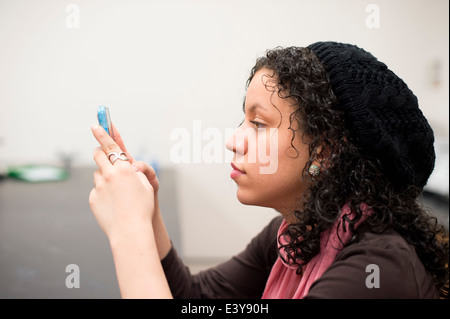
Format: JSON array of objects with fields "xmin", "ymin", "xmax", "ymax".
[{"xmin": 97, "ymin": 105, "xmax": 114, "ymax": 138}]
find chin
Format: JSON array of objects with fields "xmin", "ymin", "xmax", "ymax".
[{"xmin": 236, "ymin": 188, "xmax": 273, "ymax": 208}]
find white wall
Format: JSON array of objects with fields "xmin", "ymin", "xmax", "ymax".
[{"xmin": 1, "ymin": 0, "xmax": 448, "ymax": 258}]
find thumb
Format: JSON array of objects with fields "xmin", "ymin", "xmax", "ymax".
[
  {"xmin": 136, "ymin": 171, "xmax": 153, "ymax": 189},
  {"xmin": 131, "ymin": 161, "xmax": 159, "ymax": 192}
]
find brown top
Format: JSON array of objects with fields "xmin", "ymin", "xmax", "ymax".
[{"xmin": 161, "ymin": 216, "xmax": 439, "ymax": 299}]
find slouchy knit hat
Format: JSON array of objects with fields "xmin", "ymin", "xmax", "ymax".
[{"xmin": 307, "ymin": 41, "xmax": 435, "ymax": 189}]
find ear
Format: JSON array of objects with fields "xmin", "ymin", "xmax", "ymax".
[{"xmin": 313, "ymin": 144, "xmax": 332, "ymax": 169}]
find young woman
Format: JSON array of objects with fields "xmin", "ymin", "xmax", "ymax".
[{"xmin": 89, "ymin": 41, "xmax": 448, "ymax": 299}]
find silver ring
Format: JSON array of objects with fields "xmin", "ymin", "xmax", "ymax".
[{"xmin": 107, "ymin": 151, "xmax": 129, "ymax": 164}]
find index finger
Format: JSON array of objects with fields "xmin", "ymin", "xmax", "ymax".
[
  {"xmin": 91, "ymin": 124, "xmax": 123, "ymax": 156},
  {"xmin": 93, "ymin": 146, "xmax": 112, "ymax": 172},
  {"xmin": 111, "ymin": 123, "xmax": 135, "ymax": 163}
]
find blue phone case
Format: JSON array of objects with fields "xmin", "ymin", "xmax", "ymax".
[{"xmin": 97, "ymin": 105, "xmax": 113, "ymax": 137}]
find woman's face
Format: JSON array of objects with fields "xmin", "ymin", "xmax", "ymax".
[{"xmin": 226, "ymin": 68, "xmax": 312, "ymax": 215}]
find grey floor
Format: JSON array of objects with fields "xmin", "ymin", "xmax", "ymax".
[{"xmin": 0, "ymin": 167, "xmax": 448, "ymax": 298}]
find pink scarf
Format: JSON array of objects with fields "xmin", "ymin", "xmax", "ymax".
[{"xmin": 262, "ymin": 203, "xmax": 372, "ymax": 299}]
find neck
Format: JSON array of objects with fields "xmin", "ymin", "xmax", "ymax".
[{"xmin": 275, "ymin": 206, "xmax": 300, "ymax": 224}]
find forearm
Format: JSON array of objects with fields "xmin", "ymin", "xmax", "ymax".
[
  {"xmin": 109, "ymin": 221, "xmax": 173, "ymax": 299},
  {"xmin": 152, "ymin": 195, "xmax": 172, "ymax": 260}
]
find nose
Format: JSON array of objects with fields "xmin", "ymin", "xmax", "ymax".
[{"xmin": 226, "ymin": 126, "xmax": 247, "ymax": 156}]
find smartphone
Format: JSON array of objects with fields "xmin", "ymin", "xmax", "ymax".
[{"xmin": 97, "ymin": 105, "xmax": 114, "ymax": 138}]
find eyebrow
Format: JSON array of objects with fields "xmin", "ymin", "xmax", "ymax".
[{"xmin": 244, "ymin": 102, "xmax": 268, "ymax": 114}]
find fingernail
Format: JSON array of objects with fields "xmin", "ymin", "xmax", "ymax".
[{"xmin": 91, "ymin": 124, "xmax": 99, "ymax": 131}]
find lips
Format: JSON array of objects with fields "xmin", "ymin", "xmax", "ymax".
[{"xmin": 230, "ymin": 162, "xmax": 245, "ymax": 179}]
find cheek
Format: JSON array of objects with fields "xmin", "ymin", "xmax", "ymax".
[
  {"xmin": 248, "ymin": 129, "xmax": 307, "ymax": 176},
  {"xmin": 260, "ymin": 134, "xmax": 310, "ymax": 193},
  {"xmin": 252, "ymin": 129, "xmax": 280, "ymax": 174}
]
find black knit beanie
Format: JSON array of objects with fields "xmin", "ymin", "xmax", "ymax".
[{"xmin": 307, "ymin": 41, "xmax": 435, "ymax": 190}]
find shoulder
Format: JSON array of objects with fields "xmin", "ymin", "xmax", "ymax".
[{"xmin": 305, "ymin": 230, "xmax": 439, "ymax": 299}]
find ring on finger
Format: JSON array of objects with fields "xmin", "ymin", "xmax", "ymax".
[{"xmin": 107, "ymin": 151, "xmax": 129, "ymax": 164}]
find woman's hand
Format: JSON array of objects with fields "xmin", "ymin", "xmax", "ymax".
[
  {"xmin": 98, "ymin": 123, "xmax": 171, "ymax": 259},
  {"xmin": 111, "ymin": 123, "xmax": 160, "ymax": 193},
  {"xmin": 131, "ymin": 161, "xmax": 159, "ymax": 194},
  {"xmin": 89, "ymin": 124, "xmax": 154, "ymax": 240},
  {"xmin": 89, "ymin": 123, "xmax": 172, "ymax": 298}
]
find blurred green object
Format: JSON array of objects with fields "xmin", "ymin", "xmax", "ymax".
[{"xmin": 7, "ymin": 165, "xmax": 68, "ymax": 183}]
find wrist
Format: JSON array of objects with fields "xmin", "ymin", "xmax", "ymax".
[
  {"xmin": 152, "ymin": 195, "xmax": 161, "ymax": 219},
  {"xmin": 107, "ymin": 218, "xmax": 172, "ymax": 299},
  {"xmin": 108, "ymin": 220, "xmax": 154, "ymax": 250}
]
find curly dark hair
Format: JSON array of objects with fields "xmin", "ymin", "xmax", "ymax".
[{"xmin": 246, "ymin": 46, "xmax": 449, "ymax": 297}]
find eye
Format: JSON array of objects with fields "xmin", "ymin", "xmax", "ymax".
[{"xmin": 250, "ymin": 120, "xmax": 266, "ymax": 130}]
